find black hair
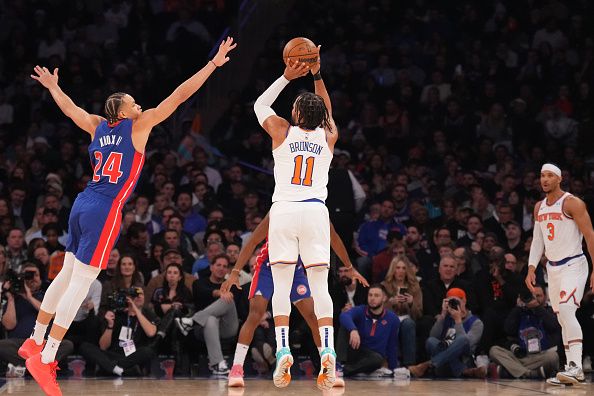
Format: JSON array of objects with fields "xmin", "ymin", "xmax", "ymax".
[
  {"xmin": 369, "ymin": 283, "xmax": 388, "ymax": 295},
  {"xmin": 293, "ymin": 92, "xmax": 331, "ymax": 131},
  {"xmin": 104, "ymin": 92, "xmax": 126, "ymax": 125}
]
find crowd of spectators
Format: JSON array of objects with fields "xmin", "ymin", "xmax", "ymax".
[{"xmin": 1, "ymin": 0, "xmax": 594, "ymax": 380}]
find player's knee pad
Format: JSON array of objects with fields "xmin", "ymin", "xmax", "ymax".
[
  {"xmin": 53, "ymin": 259, "xmax": 101, "ymax": 328},
  {"xmin": 306, "ymin": 266, "xmax": 333, "ymax": 319},
  {"xmin": 558, "ymin": 302, "xmax": 582, "ymax": 340},
  {"xmin": 271, "ymin": 264, "xmax": 294, "ymax": 317},
  {"xmin": 40, "ymin": 252, "xmax": 76, "ymax": 314}
]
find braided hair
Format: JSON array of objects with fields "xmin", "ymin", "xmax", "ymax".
[
  {"xmin": 293, "ymin": 92, "xmax": 331, "ymax": 131},
  {"xmin": 104, "ymin": 92, "xmax": 127, "ymax": 125}
]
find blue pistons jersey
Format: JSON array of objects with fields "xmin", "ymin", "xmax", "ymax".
[
  {"xmin": 248, "ymin": 240, "xmax": 311, "ymax": 302},
  {"xmin": 66, "ymin": 119, "xmax": 145, "ymax": 269}
]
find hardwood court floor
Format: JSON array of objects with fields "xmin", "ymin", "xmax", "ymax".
[{"xmin": 1, "ymin": 378, "xmax": 593, "ymax": 395}]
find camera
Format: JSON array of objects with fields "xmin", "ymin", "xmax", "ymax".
[
  {"xmin": 2, "ymin": 270, "xmax": 35, "ymax": 295},
  {"xmin": 107, "ymin": 287, "xmax": 142, "ymax": 312},
  {"xmin": 448, "ymin": 298, "xmax": 460, "ymax": 310},
  {"xmin": 510, "ymin": 343, "xmax": 526, "ymax": 358}
]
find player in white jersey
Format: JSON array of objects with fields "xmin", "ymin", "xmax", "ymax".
[
  {"xmin": 253, "ymin": 52, "xmax": 339, "ymax": 390},
  {"xmin": 526, "ymin": 163, "xmax": 594, "ymax": 385}
]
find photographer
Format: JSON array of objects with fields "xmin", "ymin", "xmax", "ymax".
[
  {"xmin": 408, "ymin": 288, "xmax": 485, "ymax": 378},
  {"xmin": 0, "ymin": 263, "xmax": 73, "ymax": 375},
  {"xmin": 489, "ymin": 285, "xmax": 560, "ymax": 379},
  {"xmin": 79, "ymin": 288, "xmax": 157, "ymax": 376}
]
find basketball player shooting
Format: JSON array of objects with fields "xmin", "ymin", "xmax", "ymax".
[
  {"xmin": 525, "ymin": 163, "xmax": 594, "ymax": 386},
  {"xmin": 253, "ymin": 44, "xmax": 339, "ymax": 390},
  {"xmin": 20, "ymin": 37, "xmax": 236, "ymax": 396}
]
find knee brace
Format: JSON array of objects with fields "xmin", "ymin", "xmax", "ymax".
[
  {"xmin": 270, "ymin": 264, "xmax": 295, "ymax": 317},
  {"xmin": 53, "ymin": 259, "xmax": 101, "ymax": 328},
  {"xmin": 40, "ymin": 252, "xmax": 75, "ymax": 314},
  {"xmin": 306, "ymin": 266, "xmax": 333, "ymax": 319},
  {"xmin": 558, "ymin": 302, "xmax": 582, "ymax": 341}
]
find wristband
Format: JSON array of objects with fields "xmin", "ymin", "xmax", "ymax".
[
  {"xmin": 231, "ymin": 268, "xmax": 241, "ymax": 274},
  {"xmin": 313, "ymin": 71, "xmax": 322, "ymax": 81},
  {"xmin": 209, "ymin": 60, "xmax": 218, "ymax": 68}
]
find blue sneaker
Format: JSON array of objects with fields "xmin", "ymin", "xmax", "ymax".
[
  {"xmin": 317, "ymin": 348, "xmax": 337, "ymax": 390},
  {"xmin": 273, "ymin": 347, "xmax": 293, "ymax": 388}
]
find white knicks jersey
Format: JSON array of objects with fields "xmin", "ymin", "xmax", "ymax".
[
  {"xmin": 536, "ymin": 192, "xmax": 583, "ymax": 261},
  {"xmin": 272, "ymin": 126, "xmax": 333, "ymax": 202}
]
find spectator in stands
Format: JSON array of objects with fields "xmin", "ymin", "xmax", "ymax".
[
  {"xmin": 176, "ymin": 254, "xmax": 238, "ymax": 375},
  {"xmin": 145, "ymin": 249, "xmax": 195, "ymax": 303},
  {"xmin": 100, "ymin": 255, "xmax": 145, "ymax": 311},
  {"xmin": 5, "ymin": 228, "xmax": 27, "ymax": 273},
  {"xmin": 331, "ymin": 263, "xmax": 368, "ymax": 329},
  {"xmin": 382, "ymin": 255, "xmax": 422, "ymax": 366},
  {"xmin": 356, "ymin": 199, "xmax": 406, "ymax": 279},
  {"xmin": 371, "ymin": 233, "xmax": 404, "ymax": 282},
  {"xmin": 175, "ymin": 190, "xmax": 206, "ymax": 235},
  {"xmin": 0, "ymin": 263, "xmax": 73, "ymax": 376},
  {"xmin": 337, "ymin": 284, "xmax": 399, "ymax": 377},
  {"xmin": 192, "ymin": 240, "xmax": 225, "ymax": 277},
  {"xmin": 503, "ymin": 221, "xmax": 524, "ymax": 258},
  {"xmin": 489, "ymin": 285, "xmax": 560, "ymax": 379},
  {"xmin": 79, "ymin": 288, "xmax": 157, "ymax": 376},
  {"xmin": 456, "ymin": 214, "xmax": 483, "ymax": 248},
  {"xmin": 409, "ymin": 288, "xmax": 485, "ymax": 378},
  {"xmin": 66, "ymin": 279, "xmax": 102, "ymax": 348},
  {"xmin": 484, "ymin": 203, "xmax": 515, "ymax": 244},
  {"xmin": 117, "ymin": 222, "xmax": 150, "ymax": 272}
]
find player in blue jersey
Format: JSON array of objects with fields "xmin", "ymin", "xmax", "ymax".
[
  {"xmin": 20, "ymin": 38, "xmax": 236, "ymax": 396},
  {"xmin": 218, "ymin": 213, "xmax": 367, "ymax": 388}
]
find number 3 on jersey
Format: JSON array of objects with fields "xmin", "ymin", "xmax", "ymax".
[
  {"xmin": 93, "ymin": 151, "xmax": 124, "ymax": 184},
  {"xmin": 546, "ymin": 222, "xmax": 555, "ymax": 241},
  {"xmin": 291, "ymin": 155, "xmax": 315, "ymax": 186}
]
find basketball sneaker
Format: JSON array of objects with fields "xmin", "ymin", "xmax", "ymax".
[
  {"xmin": 210, "ymin": 360, "xmax": 230, "ymax": 376},
  {"xmin": 272, "ymin": 347, "xmax": 293, "ymax": 388},
  {"xmin": 228, "ymin": 364, "xmax": 245, "ymax": 387},
  {"xmin": 547, "ymin": 377, "xmax": 571, "ymax": 386},
  {"xmin": 18, "ymin": 339, "xmax": 45, "ymax": 360},
  {"xmin": 25, "ymin": 353, "xmax": 62, "ymax": 396},
  {"xmin": 334, "ymin": 362, "xmax": 345, "ymax": 387},
  {"xmin": 317, "ymin": 348, "xmax": 337, "ymax": 390},
  {"xmin": 174, "ymin": 317, "xmax": 194, "ymax": 336},
  {"xmin": 556, "ymin": 361, "xmax": 585, "ymax": 385}
]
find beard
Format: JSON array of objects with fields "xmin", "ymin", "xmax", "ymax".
[
  {"xmin": 368, "ymin": 302, "xmax": 383, "ymax": 310},
  {"xmin": 339, "ymin": 276, "xmax": 352, "ymax": 286}
]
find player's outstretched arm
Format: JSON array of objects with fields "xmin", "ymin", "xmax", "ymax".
[
  {"xmin": 137, "ymin": 37, "xmax": 236, "ymax": 129},
  {"xmin": 565, "ymin": 197, "xmax": 594, "ymax": 292},
  {"xmin": 310, "ymin": 47, "xmax": 338, "ymax": 146},
  {"xmin": 254, "ymin": 61, "xmax": 309, "ymax": 147},
  {"xmin": 220, "ymin": 213, "xmax": 270, "ymax": 292},
  {"xmin": 330, "ymin": 221, "xmax": 369, "ymax": 287},
  {"xmin": 31, "ymin": 66, "xmax": 103, "ymax": 136}
]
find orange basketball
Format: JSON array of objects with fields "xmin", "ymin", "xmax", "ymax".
[{"xmin": 283, "ymin": 37, "xmax": 318, "ymax": 66}]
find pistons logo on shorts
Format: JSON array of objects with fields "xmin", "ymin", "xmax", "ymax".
[{"xmin": 296, "ymin": 284, "xmax": 308, "ymax": 296}]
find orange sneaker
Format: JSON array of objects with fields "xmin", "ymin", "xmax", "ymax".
[
  {"xmin": 18, "ymin": 339, "xmax": 45, "ymax": 360},
  {"xmin": 25, "ymin": 353, "xmax": 62, "ymax": 396}
]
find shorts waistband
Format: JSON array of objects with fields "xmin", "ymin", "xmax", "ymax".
[
  {"xmin": 548, "ymin": 253, "xmax": 584, "ymax": 267},
  {"xmin": 298, "ymin": 198, "xmax": 325, "ymax": 204}
]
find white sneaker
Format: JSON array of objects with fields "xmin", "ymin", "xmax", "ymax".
[
  {"xmin": 547, "ymin": 377, "xmax": 570, "ymax": 386},
  {"xmin": 6, "ymin": 363, "xmax": 25, "ymax": 378},
  {"xmin": 369, "ymin": 367, "xmax": 394, "ymax": 378},
  {"xmin": 556, "ymin": 361, "xmax": 585, "ymax": 385},
  {"xmin": 272, "ymin": 348, "xmax": 293, "ymax": 388},
  {"xmin": 317, "ymin": 348, "xmax": 337, "ymax": 390},
  {"xmin": 583, "ymin": 356, "xmax": 592, "ymax": 373},
  {"xmin": 174, "ymin": 317, "xmax": 194, "ymax": 336},
  {"xmin": 210, "ymin": 360, "xmax": 230, "ymax": 375}
]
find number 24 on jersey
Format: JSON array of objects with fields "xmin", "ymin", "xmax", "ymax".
[{"xmin": 92, "ymin": 151, "xmax": 124, "ymax": 184}]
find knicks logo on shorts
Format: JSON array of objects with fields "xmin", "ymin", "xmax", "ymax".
[
  {"xmin": 296, "ymin": 284, "xmax": 308, "ymax": 296},
  {"xmin": 560, "ymin": 290, "xmax": 566, "ymax": 299}
]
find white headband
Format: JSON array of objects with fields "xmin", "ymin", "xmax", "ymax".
[{"xmin": 541, "ymin": 163, "xmax": 561, "ymax": 177}]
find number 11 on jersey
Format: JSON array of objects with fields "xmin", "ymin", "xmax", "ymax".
[{"xmin": 291, "ymin": 155, "xmax": 315, "ymax": 186}]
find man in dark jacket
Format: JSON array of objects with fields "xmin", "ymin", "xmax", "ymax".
[{"xmin": 489, "ymin": 285, "xmax": 560, "ymax": 379}]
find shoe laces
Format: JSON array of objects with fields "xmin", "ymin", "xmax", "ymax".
[{"xmin": 48, "ymin": 361, "xmax": 60, "ymax": 385}]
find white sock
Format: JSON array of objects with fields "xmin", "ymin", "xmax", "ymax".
[
  {"xmin": 40, "ymin": 336, "xmax": 61, "ymax": 364},
  {"xmin": 275, "ymin": 326, "xmax": 290, "ymax": 352},
  {"xmin": 113, "ymin": 365, "xmax": 124, "ymax": 376},
  {"xmin": 319, "ymin": 326, "xmax": 334, "ymax": 350},
  {"xmin": 569, "ymin": 343, "xmax": 583, "ymax": 369},
  {"xmin": 233, "ymin": 343, "xmax": 249, "ymax": 366},
  {"xmin": 31, "ymin": 321, "xmax": 48, "ymax": 346}
]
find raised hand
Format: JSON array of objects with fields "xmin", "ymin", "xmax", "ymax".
[
  {"xmin": 211, "ymin": 36, "xmax": 237, "ymax": 67},
  {"xmin": 31, "ymin": 66, "xmax": 59, "ymax": 89},
  {"xmin": 349, "ymin": 267, "xmax": 369, "ymax": 287},
  {"xmin": 221, "ymin": 270, "xmax": 242, "ymax": 293},
  {"xmin": 283, "ymin": 60, "xmax": 310, "ymax": 81},
  {"xmin": 310, "ymin": 45, "xmax": 321, "ymax": 75}
]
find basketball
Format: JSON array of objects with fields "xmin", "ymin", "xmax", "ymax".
[{"xmin": 283, "ymin": 37, "xmax": 318, "ymax": 66}]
